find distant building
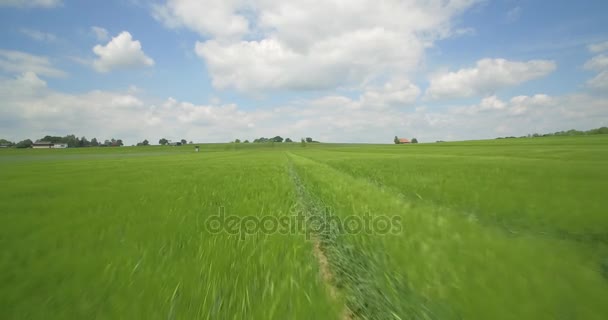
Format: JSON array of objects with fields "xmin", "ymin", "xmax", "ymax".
[
  {"xmin": 168, "ymin": 142, "xmax": 182, "ymax": 146},
  {"xmin": 398, "ymin": 138, "xmax": 410, "ymax": 144},
  {"xmin": 32, "ymin": 141, "xmax": 68, "ymax": 149},
  {"xmin": 32, "ymin": 141, "xmax": 54, "ymax": 149}
]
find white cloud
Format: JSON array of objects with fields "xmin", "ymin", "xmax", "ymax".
[
  {"xmin": 0, "ymin": 49, "xmax": 66, "ymax": 77},
  {"xmin": 20, "ymin": 28, "xmax": 57, "ymax": 42},
  {"xmin": 426, "ymin": 58, "xmax": 556, "ymax": 99},
  {"xmin": 361, "ymin": 79, "xmax": 421, "ymax": 108},
  {"xmin": 1, "ymin": 70, "xmax": 606, "ymax": 144},
  {"xmin": 92, "ymin": 31, "xmax": 154, "ymax": 73},
  {"xmin": 152, "ymin": 0, "xmax": 249, "ymax": 39},
  {"xmin": 0, "ymin": 72, "xmax": 48, "ymax": 98},
  {"xmin": 588, "ymin": 41, "xmax": 608, "ymax": 53},
  {"xmin": 583, "ymin": 54, "xmax": 608, "ymax": 71},
  {"xmin": 0, "ymin": 0, "xmax": 61, "ymax": 7},
  {"xmin": 156, "ymin": 0, "xmax": 481, "ymax": 92},
  {"xmin": 195, "ymin": 30, "xmax": 424, "ymax": 91},
  {"xmin": 586, "ymin": 71, "xmax": 608, "ymax": 90},
  {"xmin": 91, "ymin": 26, "xmax": 109, "ymax": 41},
  {"xmin": 583, "ymin": 53, "xmax": 608, "ymax": 90}
]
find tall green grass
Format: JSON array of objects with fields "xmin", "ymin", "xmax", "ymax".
[
  {"xmin": 0, "ymin": 150, "xmax": 340, "ymax": 319},
  {"xmin": 1, "ymin": 135, "xmax": 607, "ymax": 319}
]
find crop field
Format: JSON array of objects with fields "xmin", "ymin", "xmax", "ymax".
[{"xmin": 1, "ymin": 136, "xmax": 608, "ymax": 319}]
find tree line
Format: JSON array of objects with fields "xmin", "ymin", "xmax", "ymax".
[
  {"xmin": 150, "ymin": 138, "xmax": 192, "ymax": 146},
  {"xmin": 0, "ymin": 135, "xmax": 200, "ymax": 148},
  {"xmin": 496, "ymin": 127, "xmax": 608, "ymax": 139},
  {"xmin": 0, "ymin": 135, "xmax": 124, "ymax": 148},
  {"xmin": 232, "ymin": 136, "xmax": 319, "ymax": 143}
]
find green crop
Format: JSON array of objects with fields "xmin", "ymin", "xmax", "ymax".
[{"xmin": 1, "ymin": 135, "xmax": 607, "ymax": 319}]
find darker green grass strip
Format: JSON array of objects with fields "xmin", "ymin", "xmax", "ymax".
[
  {"xmin": 287, "ymin": 157, "xmax": 459, "ymax": 319},
  {"xmin": 288, "ymin": 162, "xmax": 392, "ymax": 319},
  {"xmin": 295, "ymin": 153, "xmax": 608, "ymax": 246}
]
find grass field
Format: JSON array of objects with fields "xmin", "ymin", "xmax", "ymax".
[{"xmin": 1, "ymin": 136, "xmax": 607, "ymax": 319}]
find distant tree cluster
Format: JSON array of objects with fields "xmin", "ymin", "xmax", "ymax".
[
  {"xmin": 156, "ymin": 138, "xmax": 189, "ymax": 146},
  {"xmin": 242, "ymin": 136, "xmax": 308, "ymax": 143},
  {"xmin": 0, "ymin": 139, "xmax": 15, "ymax": 147},
  {"xmin": 251, "ymin": 136, "xmax": 284, "ymax": 143},
  {"xmin": 496, "ymin": 127, "xmax": 608, "ymax": 139},
  {"xmin": 1, "ymin": 135, "xmax": 195, "ymax": 148},
  {"xmin": 1, "ymin": 135, "xmax": 124, "ymax": 148}
]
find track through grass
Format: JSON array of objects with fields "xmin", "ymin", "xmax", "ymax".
[{"xmin": 1, "ymin": 136, "xmax": 607, "ymax": 319}]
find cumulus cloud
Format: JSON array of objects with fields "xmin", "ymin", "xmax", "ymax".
[
  {"xmin": 91, "ymin": 26, "xmax": 109, "ymax": 41},
  {"xmin": 152, "ymin": 0, "xmax": 249, "ymax": 39},
  {"xmin": 583, "ymin": 52, "xmax": 608, "ymax": 90},
  {"xmin": 586, "ymin": 71, "xmax": 608, "ymax": 90},
  {"xmin": 0, "ymin": 49, "xmax": 66, "ymax": 77},
  {"xmin": 444, "ymin": 93, "xmax": 608, "ymax": 138},
  {"xmin": 0, "ymin": 0, "xmax": 61, "ymax": 7},
  {"xmin": 92, "ymin": 31, "xmax": 154, "ymax": 73},
  {"xmin": 20, "ymin": 28, "xmax": 57, "ymax": 42},
  {"xmin": 361, "ymin": 79, "xmax": 421, "ymax": 108},
  {"xmin": 1, "ymin": 70, "xmax": 606, "ymax": 144},
  {"xmin": 155, "ymin": 0, "xmax": 481, "ymax": 92},
  {"xmin": 584, "ymin": 54, "xmax": 608, "ymax": 71},
  {"xmin": 588, "ymin": 41, "xmax": 608, "ymax": 53},
  {"xmin": 195, "ymin": 30, "xmax": 424, "ymax": 91},
  {"xmin": 426, "ymin": 58, "xmax": 556, "ymax": 99}
]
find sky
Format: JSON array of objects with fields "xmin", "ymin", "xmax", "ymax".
[{"xmin": 1, "ymin": 0, "xmax": 607, "ymax": 144}]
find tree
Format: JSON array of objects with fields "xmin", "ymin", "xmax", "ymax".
[
  {"xmin": 0, "ymin": 139, "xmax": 14, "ymax": 146},
  {"xmin": 235, "ymin": 139, "xmax": 241, "ymax": 143},
  {"xmin": 143, "ymin": 139, "xmax": 149, "ymax": 146},
  {"xmin": 41, "ymin": 135, "xmax": 62, "ymax": 143},
  {"xmin": 159, "ymin": 138, "xmax": 168, "ymax": 145},
  {"xmin": 411, "ymin": 138, "xmax": 418, "ymax": 144},
  {"xmin": 15, "ymin": 139, "xmax": 33, "ymax": 148},
  {"xmin": 285, "ymin": 138, "xmax": 293, "ymax": 143},
  {"xmin": 305, "ymin": 137, "xmax": 313, "ymax": 143},
  {"xmin": 301, "ymin": 138, "xmax": 306, "ymax": 147},
  {"xmin": 116, "ymin": 139, "xmax": 124, "ymax": 146},
  {"xmin": 244, "ymin": 140, "xmax": 250, "ymax": 143},
  {"xmin": 79, "ymin": 136, "xmax": 89, "ymax": 147},
  {"xmin": 394, "ymin": 136, "xmax": 400, "ymax": 144},
  {"xmin": 271, "ymin": 136, "xmax": 283, "ymax": 143},
  {"xmin": 181, "ymin": 139, "xmax": 187, "ymax": 145},
  {"xmin": 91, "ymin": 138, "xmax": 99, "ymax": 147},
  {"xmin": 63, "ymin": 134, "xmax": 79, "ymax": 148}
]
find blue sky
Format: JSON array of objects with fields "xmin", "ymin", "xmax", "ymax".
[{"xmin": 1, "ymin": 0, "xmax": 607, "ymax": 144}]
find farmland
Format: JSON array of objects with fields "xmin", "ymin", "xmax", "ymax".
[{"xmin": 1, "ymin": 136, "xmax": 607, "ymax": 319}]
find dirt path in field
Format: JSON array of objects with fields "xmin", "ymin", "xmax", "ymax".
[
  {"xmin": 286, "ymin": 155, "xmax": 353, "ymax": 319},
  {"xmin": 287, "ymin": 152, "xmax": 403, "ymax": 320},
  {"xmin": 312, "ymin": 238, "xmax": 353, "ymax": 320}
]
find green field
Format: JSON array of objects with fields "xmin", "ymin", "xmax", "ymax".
[{"xmin": 1, "ymin": 136, "xmax": 608, "ymax": 319}]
